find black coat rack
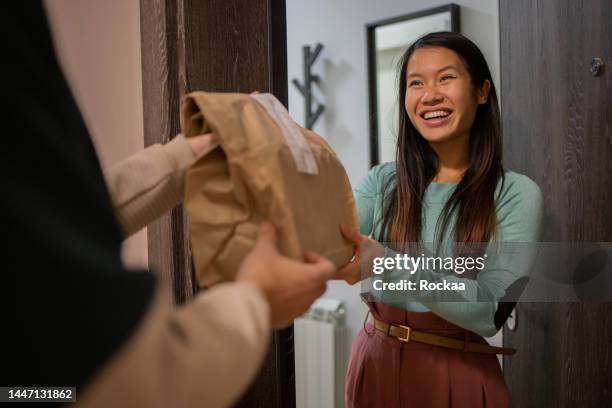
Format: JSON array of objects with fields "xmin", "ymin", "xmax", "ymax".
[{"xmin": 292, "ymin": 43, "xmax": 325, "ymax": 130}]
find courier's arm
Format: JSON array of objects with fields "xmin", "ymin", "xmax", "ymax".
[
  {"xmin": 76, "ymin": 282, "xmax": 270, "ymax": 408},
  {"xmin": 103, "ymin": 135, "xmax": 197, "ymax": 237}
]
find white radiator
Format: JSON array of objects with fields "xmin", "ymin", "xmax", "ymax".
[{"xmin": 295, "ymin": 298, "xmax": 349, "ymax": 408}]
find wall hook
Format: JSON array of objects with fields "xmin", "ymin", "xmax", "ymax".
[{"xmin": 292, "ymin": 43, "xmax": 325, "ymax": 130}]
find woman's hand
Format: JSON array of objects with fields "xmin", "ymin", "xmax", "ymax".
[{"xmin": 335, "ymin": 224, "xmax": 386, "ymax": 285}]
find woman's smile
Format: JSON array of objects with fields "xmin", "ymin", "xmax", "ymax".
[{"xmin": 419, "ymin": 109, "xmax": 455, "ymax": 128}]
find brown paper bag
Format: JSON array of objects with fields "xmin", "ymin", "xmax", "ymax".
[{"xmin": 181, "ymin": 91, "xmax": 358, "ymax": 288}]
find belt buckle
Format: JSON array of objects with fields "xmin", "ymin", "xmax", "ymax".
[{"xmin": 392, "ymin": 324, "xmax": 412, "ymax": 342}]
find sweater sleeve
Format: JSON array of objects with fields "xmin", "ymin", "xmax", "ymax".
[
  {"xmin": 354, "ymin": 163, "xmax": 394, "ymax": 237},
  {"xmin": 372, "ymin": 174, "xmax": 544, "ymax": 337},
  {"xmin": 75, "ymin": 281, "xmax": 270, "ymax": 408},
  {"xmin": 103, "ymin": 135, "xmax": 197, "ymax": 237}
]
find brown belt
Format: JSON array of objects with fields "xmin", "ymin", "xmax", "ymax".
[{"xmin": 369, "ymin": 315, "xmax": 516, "ymax": 355}]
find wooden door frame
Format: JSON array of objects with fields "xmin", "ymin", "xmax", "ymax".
[{"xmin": 139, "ymin": 1, "xmax": 294, "ymax": 406}]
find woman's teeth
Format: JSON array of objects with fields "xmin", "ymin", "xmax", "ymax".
[{"xmin": 423, "ymin": 110, "xmax": 451, "ymax": 120}]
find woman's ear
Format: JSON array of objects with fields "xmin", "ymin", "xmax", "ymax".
[{"xmin": 477, "ymin": 79, "xmax": 491, "ymax": 104}]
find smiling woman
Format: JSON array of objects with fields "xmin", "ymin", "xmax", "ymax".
[{"xmin": 340, "ymin": 31, "xmax": 543, "ymax": 408}]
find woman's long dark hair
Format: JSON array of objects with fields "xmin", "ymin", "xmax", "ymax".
[{"xmin": 378, "ymin": 32, "xmax": 504, "ymax": 254}]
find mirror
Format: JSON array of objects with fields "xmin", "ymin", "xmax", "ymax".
[{"xmin": 367, "ymin": 5, "xmax": 460, "ymax": 166}]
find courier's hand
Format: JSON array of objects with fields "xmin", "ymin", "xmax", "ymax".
[
  {"xmin": 335, "ymin": 224, "xmax": 386, "ymax": 285},
  {"xmin": 236, "ymin": 222, "xmax": 336, "ymax": 329},
  {"xmin": 186, "ymin": 92, "xmax": 258, "ymax": 158},
  {"xmin": 185, "ymin": 132, "xmax": 219, "ymax": 159}
]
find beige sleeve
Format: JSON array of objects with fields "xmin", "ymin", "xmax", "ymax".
[
  {"xmin": 76, "ymin": 281, "xmax": 270, "ymax": 408},
  {"xmin": 103, "ymin": 134, "xmax": 197, "ymax": 237}
]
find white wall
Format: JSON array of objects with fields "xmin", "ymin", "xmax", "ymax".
[
  {"xmin": 287, "ymin": 0, "xmax": 502, "ymax": 362},
  {"xmin": 44, "ymin": 0, "xmax": 148, "ymax": 269}
]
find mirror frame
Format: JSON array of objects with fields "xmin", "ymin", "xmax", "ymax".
[{"xmin": 366, "ymin": 4, "xmax": 460, "ymax": 167}]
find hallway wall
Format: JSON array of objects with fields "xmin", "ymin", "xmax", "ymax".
[{"xmin": 44, "ymin": 0, "xmax": 147, "ymax": 269}]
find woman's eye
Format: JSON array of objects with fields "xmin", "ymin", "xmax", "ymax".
[
  {"xmin": 409, "ymin": 80, "xmax": 423, "ymax": 87},
  {"xmin": 440, "ymin": 75, "xmax": 455, "ymax": 81}
]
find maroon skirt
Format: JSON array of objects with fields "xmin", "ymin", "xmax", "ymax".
[{"xmin": 345, "ymin": 295, "xmax": 509, "ymax": 408}]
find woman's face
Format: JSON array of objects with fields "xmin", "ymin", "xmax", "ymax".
[{"xmin": 404, "ymin": 46, "xmax": 489, "ymax": 144}]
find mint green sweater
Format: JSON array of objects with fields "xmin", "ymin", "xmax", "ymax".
[{"xmin": 354, "ymin": 162, "xmax": 543, "ymax": 337}]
